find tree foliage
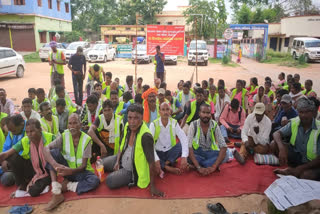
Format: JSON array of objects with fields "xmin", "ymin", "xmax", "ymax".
[{"xmin": 183, "ymin": 0, "xmax": 228, "ymax": 39}]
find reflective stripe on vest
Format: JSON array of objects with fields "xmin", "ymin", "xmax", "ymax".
[
  {"xmin": 115, "ymin": 102, "xmax": 125, "ymax": 115},
  {"xmin": 209, "ymin": 93, "xmax": 217, "ymax": 104},
  {"xmin": 120, "ymin": 123, "xmax": 151, "ymax": 188},
  {"xmin": 50, "ymin": 50, "xmax": 64, "ymax": 74},
  {"xmin": 192, "ymin": 120, "xmax": 219, "ymax": 151},
  {"xmin": 97, "ymin": 114, "xmax": 121, "ymax": 155},
  {"xmin": 231, "ymin": 88, "xmax": 247, "ymax": 109},
  {"xmin": 40, "ymin": 116, "xmax": 59, "ymax": 136},
  {"xmin": 153, "ymin": 118, "xmax": 176, "ymax": 147},
  {"xmin": 186, "ymin": 100, "xmax": 197, "ymax": 123},
  {"xmin": 21, "ymin": 132, "xmax": 54, "ymax": 160},
  {"xmin": 290, "ymin": 117, "xmax": 320, "ymax": 161},
  {"xmin": 62, "ymin": 130, "xmax": 94, "ymax": 172},
  {"xmin": 171, "ymin": 98, "xmax": 177, "ymax": 112}
]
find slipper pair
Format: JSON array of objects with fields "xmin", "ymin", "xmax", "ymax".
[{"xmin": 9, "ymin": 204, "xmax": 33, "ymax": 214}]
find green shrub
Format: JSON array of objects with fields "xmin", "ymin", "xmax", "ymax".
[
  {"xmin": 222, "ymin": 55, "xmax": 230, "ymax": 64},
  {"xmin": 266, "ymin": 49, "xmax": 290, "ymax": 58},
  {"xmin": 298, "ymin": 54, "xmax": 306, "ymax": 65}
]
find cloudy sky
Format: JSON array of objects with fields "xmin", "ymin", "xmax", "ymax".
[{"xmin": 164, "ymin": 0, "xmax": 320, "ymax": 23}]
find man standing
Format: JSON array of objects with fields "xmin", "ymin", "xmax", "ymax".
[
  {"xmin": 102, "ymin": 104, "xmax": 164, "ymax": 197},
  {"xmin": 44, "ymin": 114, "xmax": 100, "ymax": 211},
  {"xmin": 150, "ymin": 103, "xmax": 188, "ymax": 175},
  {"xmin": 188, "ymin": 104, "xmax": 230, "ymax": 176},
  {"xmin": 155, "ymin": 45, "xmax": 165, "ymax": 83},
  {"xmin": 68, "ymin": 46, "xmax": 87, "ymax": 106},
  {"xmin": 0, "ymin": 119, "xmax": 54, "ymax": 197},
  {"xmin": 0, "ymin": 89, "xmax": 15, "ymax": 116},
  {"xmin": 48, "ymin": 41, "xmax": 66, "ymax": 87}
]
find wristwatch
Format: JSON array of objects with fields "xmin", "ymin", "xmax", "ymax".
[{"xmin": 196, "ymin": 166, "xmax": 201, "ymax": 171}]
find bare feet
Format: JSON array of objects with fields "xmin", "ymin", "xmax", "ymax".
[{"xmin": 165, "ymin": 165, "xmax": 182, "ymax": 175}]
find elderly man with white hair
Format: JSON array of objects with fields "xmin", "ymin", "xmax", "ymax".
[{"xmin": 273, "ymin": 98, "xmax": 320, "ymax": 181}]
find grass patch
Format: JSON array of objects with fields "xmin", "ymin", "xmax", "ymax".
[
  {"xmin": 23, "ymin": 52, "xmax": 41, "ymax": 63},
  {"xmin": 261, "ymin": 50, "xmax": 309, "ymax": 68},
  {"xmin": 208, "ymin": 57, "xmax": 239, "ymax": 67}
]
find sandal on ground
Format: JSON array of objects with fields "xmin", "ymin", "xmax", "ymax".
[{"xmin": 207, "ymin": 202, "xmax": 230, "ymax": 214}]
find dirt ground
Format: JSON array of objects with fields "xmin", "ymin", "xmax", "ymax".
[
  {"xmin": 0, "ymin": 194, "xmax": 268, "ymax": 214},
  {"xmin": 0, "ymin": 57, "xmax": 319, "ymax": 213}
]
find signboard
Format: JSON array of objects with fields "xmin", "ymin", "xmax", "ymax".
[
  {"xmin": 146, "ymin": 25, "xmax": 185, "ymax": 56},
  {"xmin": 224, "ymin": 28, "xmax": 233, "ymax": 40}
]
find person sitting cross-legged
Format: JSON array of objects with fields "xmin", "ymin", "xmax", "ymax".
[
  {"xmin": 43, "ymin": 114, "xmax": 100, "ymax": 211},
  {"xmin": 0, "ymin": 119, "xmax": 54, "ymax": 197},
  {"xmin": 40, "ymin": 102, "xmax": 60, "ymax": 137},
  {"xmin": 102, "ymin": 104, "xmax": 164, "ymax": 197},
  {"xmin": 150, "ymin": 103, "xmax": 189, "ymax": 176},
  {"xmin": 188, "ymin": 103, "xmax": 231, "ymax": 176},
  {"xmin": 234, "ymin": 103, "xmax": 272, "ymax": 165},
  {"xmin": 273, "ymin": 98, "xmax": 320, "ymax": 181},
  {"xmin": 20, "ymin": 98, "xmax": 41, "ymax": 121},
  {"xmin": 219, "ymin": 99, "xmax": 246, "ymax": 143}
]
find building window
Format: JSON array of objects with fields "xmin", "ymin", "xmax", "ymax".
[
  {"xmin": 284, "ymin": 38, "xmax": 289, "ymax": 47},
  {"xmin": 14, "ymin": 0, "xmax": 25, "ymax": 5},
  {"xmin": 157, "ymin": 22, "xmax": 160, "ymax": 25},
  {"xmin": 167, "ymin": 22, "xmax": 173, "ymax": 25},
  {"xmin": 65, "ymin": 3, "xmax": 69, "ymax": 13},
  {"xmin": 49, "ymin": 32, "xmax": 56, "ymax": 41},
  {"xmin": 48, "ymin": 0, "xmax": 52, "ymax": 9},
  {"xmin": 112, "ymin": 27, "xmax": 116, "ymax": 30},
  {"xmin": 141, "ymin": 28, "xmax": 144, "ymax": 31},
  {"xmin": 39, "ymin": 32, "xmax": 47, "ymax": 43},
  {"xmin": 57, "ymin": 0, "xmax": 60, "ymax": 11},
  {"xmin": 38, "ymin": 0, "xmax": 42, "ymax": 7},
  {"xmin": 126, "ymin": 27, "xmax": 131, "ymax": 30}
]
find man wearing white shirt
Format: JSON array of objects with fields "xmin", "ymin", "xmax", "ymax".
[
  {"xmin": 150, "ymin": 103, "xmax": 189, "ymax": 175},
  {"xmin": 0, "ymin": 89, "xmax": 15, "ymax": 116},
  {"xmin": 214, "ymin": 86, "xmax": 231, "ymax": 121},
  {"xmin": 20, "ymin": 98, "xmax": 41, "ymax": 121},
  {"xmin": 237, "ymin": 103, "xmax": 272, "ymax": 164}
]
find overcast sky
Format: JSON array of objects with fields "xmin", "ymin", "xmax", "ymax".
[{"xmin": 164, "ymin": 0, "xmax": 320, "ymax": 23}]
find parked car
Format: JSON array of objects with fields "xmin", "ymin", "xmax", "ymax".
[
  {"xmin": 65, "ymin": 41, "xmax": 91, "ymax": 61},
  {"xmin": 131, "ymin": 44, "xmax": 152, "ymax": 64},
  {"xmin": 0, "ymin": 47, "xmax": 25, "ymax": 78},
  {"xmin": 39, "ymin": 43, "xmax": 66, "ymax": 62},
  {"xmin": 188, "ymin": 40, "xmax": 209, "ymax": 66},
  {"xmin": 164, "ymin": 55, "xmax": 177, "ymax": 65},
  {"xmin": 291, "ymin": 37, "xmax": 320, "ymax": 63},
  {"xmin": 86, "ymin": 44, "xmax": 116, "ymax": 63}
]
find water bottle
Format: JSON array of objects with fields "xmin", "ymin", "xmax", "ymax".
[{"xmin": 95, "ymin": 156, "xmax": 105, "ymax": 182}]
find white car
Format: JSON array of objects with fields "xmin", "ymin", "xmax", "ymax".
[
  {"xmin": 87, "ymin": 44, "xmax": 116, "ymax": 63},
  {"xmin": 165, "ymin": 55, "xmax": 177, "ymax": 65},
  {"xmin": 65, "ymin": 41, "xmax": 91, "ymax": 61},
  {"xmin": 39, "ymin": 43, "xmax": 66, "ymax": 62},
  {"xmin": 0, "ymin": 47, "xmax": 25, "ymax": 78},
  {"xmin": 291, "ymin": 37, "xmax": 320, "ymax": 63},
  {"xmin": 131, "ymin": 44, "xmax": 152, "ymax": 64},
  {"xmin": 188, "ymin": 40, "xmax": 209, "ymax": 66}
]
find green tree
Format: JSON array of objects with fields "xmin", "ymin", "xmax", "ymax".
[
  {"xmin": 183, "ymin": 0, "xmax": 228, "ymax": 39},
  {"xmin": 236, "ymin": 4, "xmax": 252, "ymax": 24},
  {"xmin": 134, "ymin": 0, "xmax": 167, "ymax": 24}
]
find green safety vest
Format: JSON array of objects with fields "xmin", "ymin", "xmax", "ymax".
[
  {"xmin": 62, "ymin": 130, "xmax": 94, "ymax": 173},
  {"xmin": 52, "ymin": 107, "xmax": 72, "ymax": 117},
  {"xmin": 171, "ymin": 97, "xmax": 178, "ymax": 112},
  {"xmin": 32, "ymin": 98, "xmax": 49, "ymax": 112},
  {"xmin": 51, "ymin": 96, "xmax": 77, "ymax": 113},
  {"xmin": 20, "ymin": 132, "xmax": 54, "ymax": 160},
  {"xmin": 0, "ymin": 112, "xmax": 7, "ymax": 122},
  {"xmin": 231, "ymin": 88, "xmax": 247, "ymax": 110},
  {"xmin": 290, "ymin": 117, "xmax": 320, "ymax": 161},
  {"xmin": 266, "ymin": 90, "xmax": 275, "ymax": 98},
  {"xmin": 49, "ymin": 50, "xmax": 64, "ymax": 75},
  {"xmin": 302, "ymin": 89, "xmax": 316, "ymax": 96},
  {"xmin": 283, "ymin": 85, "xmax": 289, "ymax": 91},
  {"xmin": 192, "ymin": 120, "xmax": 219, "ymax": 151},
  {"xmin": 208, "ymin": 93, "xmax": 217, "ymax": 105},
  {"xmin": 0, "ymin": 128, "xmax": 5, "ymax": 152},
  {"xmin": 153, "ymin": 118, "xmax": 176, "ymax": 147},
  {"xmin": 97, "ymin": 114, "xmax": 122, "ymax": 155},
  {"xmin": 186, "ymin": 100, "xmax": 197, "ymax": 124},
  {"xmin": 40, "ymin": 115, "xmax": 59, "ymax": 136},
  {"xmin": 82, "ymin": 105, "xmax": 102, "ymax": 127},
  {"xmin": 178, "ymin": 91, "xmax": 195, "ymax": 103},
  {"xmin": 88, "ymin": 65, "xmax": 103, "ymax": 82},
  {"xmin": 103, "ymin": 87, "xmax": 123, "ymax": 100},
  {"xmin": 120, "ymin": 123, "xmax": 152, "ymax": 189},
  {"xmin": 249, "ymin": 85, "xmax": 259, "ymax": 93},
  {"xmin": 115, "ymin": 102, "xmax": 125, "ymax": 115}
]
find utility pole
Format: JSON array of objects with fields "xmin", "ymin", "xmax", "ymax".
[
  {"xmin": 195, "ymin": 17, "xmax": 198, "ymax": 83},
  {"xmin": 135, "ymin": 15, "xmax": 138, "ymax": 85}
]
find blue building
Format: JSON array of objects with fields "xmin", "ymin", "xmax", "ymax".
[{"xmin": 0, "ymin": 0, "xmax": 72, "ymax": 51}]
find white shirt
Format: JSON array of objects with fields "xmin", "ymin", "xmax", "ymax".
[
  {"xmin": 214, "ymin": 94, "xmax": 230, "ymax": 121},
  {"xmin": 241, "ymin": 113, "xmax": 272, "ymax": 145},
  {"xmin": 20, "ymin": 110, "xmax": 41, "ymax": 121},
  {"xmin": 149, "ymin": 117, "xmax": 189, "ymax": 161}
]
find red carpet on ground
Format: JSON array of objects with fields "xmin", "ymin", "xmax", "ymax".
[{"xmin": 0, "ymin": 158, "xmax": 278, "ymax": 207}]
